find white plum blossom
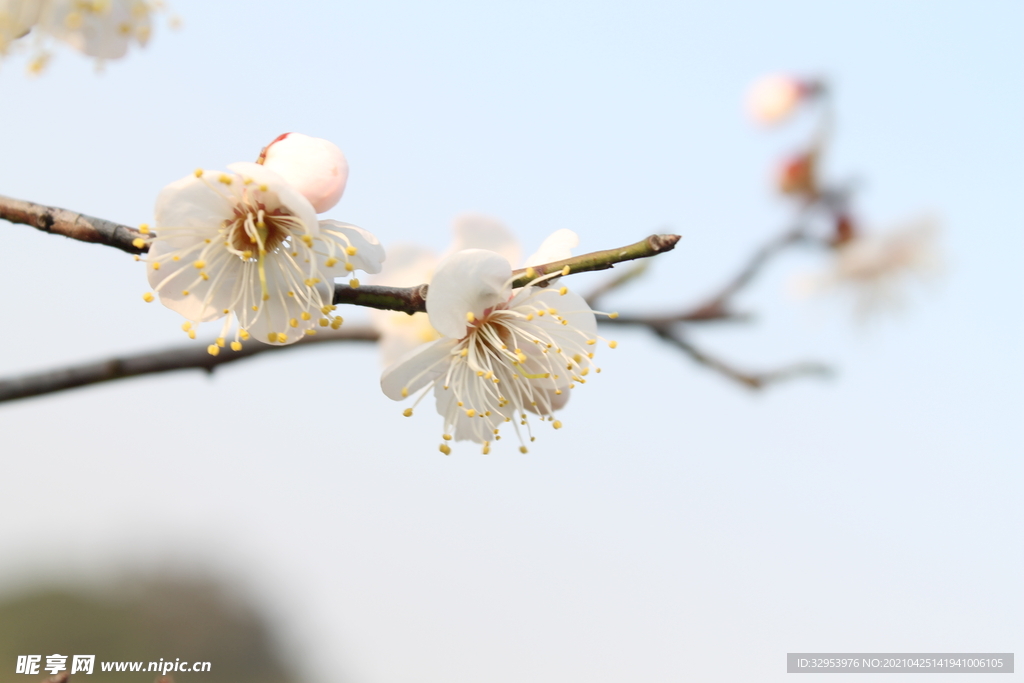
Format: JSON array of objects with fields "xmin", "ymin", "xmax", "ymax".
[
  {"xmin": 142, "ymin": 161, "xmax": 384, "ymax": 352},
  {"xmin": 802, "ymin": 218, "xmax": 941, "ymax": 318},
  {"xmin": 381, "ymin": 249, "xmax": 613, "ymax": 455},
  {"xmin": 2, "ymin": 0, "xmax": 163, "ymax": 73},
  {"xmin": 747, "ymin": 74, "xmax": 814, "ymax": 125},
  {"xmin": 43, "ymin": 0, "xmax": 154, "ymax": 60},
  {"xmin": 0, "ymin": 0, "xmax": 42, "ymax": 56},
  {"xmin": 260, "ymin": 133, "xmax": 350, "ymax": 213},
  {"xmin": 370, "ymin": 212, "xmax": 580, "ymax": 366}
]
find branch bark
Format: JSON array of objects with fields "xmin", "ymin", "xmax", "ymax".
[{"xmin": 0, "ymin": 193, "xmax": 147, "ymax": 254}]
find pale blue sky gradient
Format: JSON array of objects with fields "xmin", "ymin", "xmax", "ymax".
[{"xmin": 0, "ymin": 1, "xmax": 1020, "ymax": 681}]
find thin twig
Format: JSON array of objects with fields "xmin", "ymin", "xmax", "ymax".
[
  {"xmin": 649, "ymin": 324, "xmax": 831, "ymax": 390},
  {"xmin": 0, "ymin": 327, "xmax": 379, "ymax": 404}
]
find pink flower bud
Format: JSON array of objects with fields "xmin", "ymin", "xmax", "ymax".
[
  {"xmin": 747, "ymin": 75, "xmax": 811, "ymax": 125},
  {"xmin": 259, "ymin": 133, "xmax": 349, "ymax": 213}
]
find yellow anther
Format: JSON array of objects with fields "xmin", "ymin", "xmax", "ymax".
[
  {"xmin": 519, "ymin": 446, "xmax": 528, "ymax": 454},
  {"xmin": 151, "ymin": 261, "xmax": 161, "ymax": 270},
  {"xmin": 548, "ymin": 308, "xmax": 557, "ymax": 315},
  {"xmin": 559, "ymin": 286, "xmax": 567, "ymax": 295},
  {"xmin": 466, "ymin": 409, "xmax": 476, "ymax": 417},
  {"xmin": 344, "ymin": 262, "xmax": 355, "ymax": 271},
  {"xmin": 341, "ymin": 245, "xmax": 356, "ymax": 256},
  {"xmin": 537, "ymin": 310, "xmax": 545, "ymax": 317},
  {"xmin": 552, "ymin": 420, "xmax": 563, "ymax": 429},
  {"xmin": 300, "ymin": 311, "xmax": 311, "ymax": 321},
  {"xmin": 457, "ymin": 401, "xmax": 464, "ymax": 407},
  {"xmin": 251, "ymin": 305, "xmax": 259, "ymax": 311},
  {"xmin": 325, "ymin": 257, "xmax": 338, "ymax": 267},
  {"xmin": 466, "ymin": 311, "xmax": 475, "ymax": 323},
  {"xmin": 525, "ymin": 313, "xmax": 534, "ymax": 321},
  {"xmin": 460, "ymin": 348, "xmax": 468, "ymax": 357},
  {"xmin": 132, "ymin": 237, "xmax": 147, "ymax": 249},
  {"xmin": 573, "ymin": 353, "xmax": 582, "ymax": 363},
  {"xmin": 561, "ymin": 265, "xmax": 570, "ymax": 275},
  {"xmin": 330, "ymin": 318, "xmax": 343, "ymax": 329},
  {"xmin": 476, "ymin": 370, "xmax": 484, "ymax": 377},
  {"xmin": 259, "ymin": 184, "xmax": 268, "ymax": 192},
  {"xmin": 609, "ymin": 340, "xmax": 618, "ymax": 348},
  {"xmin": 443, "ymin": 434, "xmax": 452, "ymax": 441},
  {"xmin": 194, "ymin": 168, "xmax": 203, "ymax": 177},
  {"xmin": 401, "ymin": 387, "xmax": 409, "ymax": 398},
  {"xmin": 596, "ymin": 367, "xmax": 602, "ymax": 373},
  {"xmin": 268, "ymin": 332, "xmax": 279, "ymax": 342},
  {"xmin": 138, "ymin": 224, "xmax": 150, "ymax": 234},
  {"xmin": 319, "ymin": 318, "xmax": 329, "ymax": 327},
  {"xmin": 403, "ymin": 408, "xmax": 413, "ymax": 417},
  {"xmin": 200, "ymin": 272, "xmax": 209, "ymax": 281},
  {"xmin": 525, "ymin": 267, "xmax": 536, "ymax": 279},
  {"xmin": 482, "ymin": 444, "xmax": 490, "ymax": 455},
  {"xmin": 561, "ymin": 319, "xmax": 568, "ymax": 325},
  {"xmin": 586, "ymin": 339, "xmax": 596, "ymax": 345},
  {"xmin": 484, "ymin": 411, "xmax": 491, "ymax": 417},
  {"xmin": 609, "ymin": 312, "xmax": 619, "ymax": 319},
  {"xmin": 181, "ymin": 290, "xmax": 190, "ymax": 296},
  {"xmin": 193, "ymin": 260, "xmax": 206, "ymax": 269},
  {"xmin": 262, "ymin": 293, "xmax": 270, "ymax": 301},
  {"xmin": 439, "ymin": 444, "xmax": 452, "ymax": 455},
  {"xmin": 581, "ymin": 367, "xmax": 589, "ymax": 376},
  {"xmin": 300, "ymin": 234, "xmax": 313, "ymax": 247},
  {"xmin": 217, "ymin": 173, "xmax": 232, "ymax": 185},
  {"xmin": 554, "ymin": 389, "xmax": 562, "ymax": 395},
  {"xmin": 305, "ymin": 328, "xmax": 316, "ymax": 335},
  {"xmin": 587, "ymin": 352, "xmax": 594, "ymax": 359},
  {"xmin": 181, "ymin": 322, "xmax": 192, "ymax": 331},
  {"xmin": 187, "ymin": 330, "xmax": 196, "ymax": 340},
  {"xmin": 230, "ymin": 341, "xmax": 242, "ymax": 351},
  {"xmin": 215, "ymin": 337, "xmax": 225, "ymax": 348},
  {"xmin": 239, "ymin": 329, "xmax": 250, "ymax": 340},
  {"xmin": 142, "ymin": 292, "xmax": 154, "ymax": 302},
  {"xmin": 172, "ymin": 255, "xmax": 180, "ymax": 261},
  {"xmin": 289, "ymin": 318, "xmax": 299, "ymax": 328},
  {"xmin": 349, "ymin": 278, "xmax": 360, "ymax": 288},
  {"xmin": 241, "ymin": 250, "xmax": 253, "ymax": 259},
  {"xmin": 207, "ymin": 344, "xmax": 220, "ymax": 356}
]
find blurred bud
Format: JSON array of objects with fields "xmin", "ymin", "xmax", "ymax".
[
  {"xmin": 776, "ymin": 151, "xmax": 817, "ymax": 198},
  {"xmin": 746, "ymin": 74, "xmax": 820, "ymax": 125},
  {"xmin": 258, "ymin": 132, "xmax": 349, "ymax": 213},
  {"xmin": 833, "ymin": 213, "xmax": 857, "ymax": 246}
]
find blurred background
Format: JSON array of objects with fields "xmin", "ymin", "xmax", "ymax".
[{"xmin": 0, "ymin": 1, "xmax": 1020, "ymax": 681}]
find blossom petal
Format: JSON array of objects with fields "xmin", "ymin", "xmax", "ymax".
[
  {"xmin": 318, "ymin": 220, "xmax": 386, "ymax": 275},
  {"xmin": 523, "ymin": 229, "xmax": 579, "ymax": 268},
  {"xmin": 147, "ymin": 243, "xmax": 241, "ymax": 322},
  {"xmin": 444, "ymin": 213, "xmax": 521, "ymax": 266},
  {"xmin": 381, "ymin": 337, "xmax": 459, "ymax": 401},
  {"xmin": 154, "ymin": 171, "xmax": 234, "ymax": 241},
  {"xmin": 427, "ymin": 249, "xmax": 512, "ymax": 339}
]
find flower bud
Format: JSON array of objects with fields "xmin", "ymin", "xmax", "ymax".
[
  {"xmin": 259, "ymin": 133, "xmax": 349, "ymax": 213},
  {"xmin": 776, "ymin": 151, "xmax": 817, "ymax": 198},
  {"xmin": 747, "ymin": 75, "xmax": 818, "ymax": 125}
]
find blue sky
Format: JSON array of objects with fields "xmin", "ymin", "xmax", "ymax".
[{"xmin": 0, "ymin": 1, "xmax": 1020, "ymax": 681}]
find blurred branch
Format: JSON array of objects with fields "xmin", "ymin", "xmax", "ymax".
[
  {"xmin": 0, "ymin": 326, "xmax": 378, "ymax": 404},
  {"xmin": 649, "ymin": 324, "xmax": 832, "ymax": 389}
]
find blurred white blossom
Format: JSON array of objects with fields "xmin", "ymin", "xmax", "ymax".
[{"xmin": 747, "ymin": 74, "xmax": 815, "ymax": 125}]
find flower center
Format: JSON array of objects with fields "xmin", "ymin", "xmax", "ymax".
[{"xmin": 225, "ymin": 200, "xmax": 301, "ymax": 260}]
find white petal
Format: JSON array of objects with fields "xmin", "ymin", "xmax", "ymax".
[
  {"xmin": 427, "ymin": 249, "xmax": 512, "ymax": 338},
  {"xmin": 443, "ymin": 213, "xmax": 521, "ymax": 266},
  {"xmin": 147, "ymin": 244, "xmax": 240, "ymax": 322},
  {"xmin": 371, "ymin": 311, "xmax": 441, "ymax": 367},
  {"xmin": 433, "ymin": 381, "xmax": 508, "ymax": 444},
  {"xmin": 381, "ymin": 337, "xmax": 458, "ymax": 401},
  {"xmin": 318, "ymin": 220, "xmax": 386, "ymax": 275},
  {"xmin": 512, "ymin": 286, "xmax": 598, "ymax": 337},
  {"xmin": 154, "ymin": 171, "xmax": 233, "ymax": 240},
  {"xmin": 523, "ymin": 228, "xmax": 579, "ymax": 267},
  {"xmin": 261, "ymin": 133, "xmax": 349, "ymax": 213}
]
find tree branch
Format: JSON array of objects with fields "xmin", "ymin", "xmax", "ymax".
[
  {"xmin": 0, "ymin": 326, "xmax": 379, "ymax": 404},
  {"xmin": 0, "ymin": 193, "xmax": 146, "ymax": 254},
  {"xmin": 648, "ymin": 324, "xmax": 832, "ymax": 390}
]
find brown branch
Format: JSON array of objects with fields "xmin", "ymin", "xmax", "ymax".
[
  {"xmin": 0, "ymin": 193, "xmax": 146, "ymax": 254},
  {"xmin": 0, "ymin": 326, "xmax": 379, "ymax": 404},
  {"xmin": 649, "ymin": 324, "xmax": 832, "ymax": 390}
]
